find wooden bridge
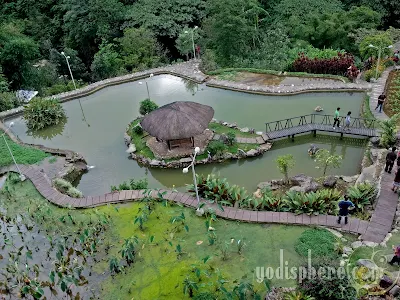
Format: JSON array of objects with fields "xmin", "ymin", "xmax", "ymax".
[{"xmin": 264, "ymin": 114, "xmax": 378, "ymax": 141}]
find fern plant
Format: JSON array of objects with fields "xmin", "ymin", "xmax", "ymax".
[{"xmin": 379, "ymin": 114, "xmax": 399, "ymax": 148}]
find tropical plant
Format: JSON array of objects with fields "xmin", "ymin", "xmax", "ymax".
[
  {"xmin": 23, "ymin": 97, "xmax": 66, "ymax": 130},
  {"xmin": 347, "ymin": 182, "xmax": 377, "ymax": 210},
  {"xmin": 119, "ymin": 236, "xmax": 139, "ymax": 265},
  {"xmin": 206, "ymin": 141, "xmax": 227, "ymax": 157},
  {"xmin": 283, "ymin": 191, "xmax": 327, "ymax": 215},
  {"xmin": 284, "ymin": 291, "xmax": 315, "ymax": 300},
  {"xmin": 183, "ymin": 277, "xmax": 198, "ymax": 298},
  {"xmin": 109, "ymin": 257, "xmax": 123, "ymax": 274},
  {"xmin": 133, "ymin": 124, "xmax": 144, "ymax": 135},
  {"xmin": 299, "ymin": 258, "xmax": 356, "ymax": 300},
  {"xmin": 225, "ymin": 132, "xmax": 236, "ymax": 146},
  {"xmin": 379, "ymin": 114, "xmax": 399, "ymax": 148},
  {"xmin": 111, "ymin": 178, "xmax": 148, "ymax": 191},
  {"xmin": 53, "ymin": 178, "xmax": 83, "ymax": 198},
  {"xmin": 139, "ymin": 98, "xmax": 158, "ymax": 115},
  {"xmin": 276, "ymin": 154, "xmax": 295, "ymax": 184},
  {"xmin": 314, "ymin": 149, "xmax": 342, "ymax": 176}
]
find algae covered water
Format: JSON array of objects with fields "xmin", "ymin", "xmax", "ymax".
[{"xmin": 6, "ymin": 75, "xmax": 366, "ymax": 195}]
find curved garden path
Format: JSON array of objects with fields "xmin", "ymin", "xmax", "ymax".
[{"xmin": 0, "ymin": 163, "xmax": 382, "ymax": 242}]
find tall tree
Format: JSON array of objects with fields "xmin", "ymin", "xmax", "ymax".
[{"xmin": 91, "ymin": 41, "xmax": 123, "ymax": 81}]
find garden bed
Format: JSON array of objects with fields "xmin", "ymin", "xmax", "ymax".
[{"xmin": 384, "ymin": 70, "xmax": 400, "ymax": 118}]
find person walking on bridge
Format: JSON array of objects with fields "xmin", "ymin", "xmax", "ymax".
[{"xmin": 333, "ymin": 107, "xmax": 341, "ymax": 129}]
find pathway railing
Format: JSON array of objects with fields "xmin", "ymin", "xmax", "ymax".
[{"xmin": 265, "ymin": 114, "xmax": 377, "ymax": 133}]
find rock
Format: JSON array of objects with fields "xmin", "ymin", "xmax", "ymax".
[
  {"xmin": 223, "ymin": 152, "xmax": 234, "ymax": 160},
  {"xmin": 240, "ymin": 127, "xmax": 249, "ymax": 133},
  {"xmin": 237, "ymin": 149, "xmax": 247, "ymax": 157},
  {"xmin": 389, "ymin": 285, "xmax": 400, "ymax": 296},
  {"xmin": 253, "ymin": 189, "xmax": 262, "ymax": 198},
  {"xmin": 370, "ymin": 137, "xmax": 380, "ymax": 146},
  {"xmin": 363, "ymin": 241, "xmax": 379, "ymax": 247},
  {"xmin": 249, "ymin": 128, "xmax": 255, "ymax": 134},
  {"xmin": 179, "ymin": 157, "xmax": 192, "ymax": 164},
  {"xmin": 323, "ymin": 175, "xmax": 337, "ymax": 187},
  {"xmin": 356, "ymin": 165, "xmax": 376, "ymax": 184},
  {"xmin": 380, "ymin": 275, "xmax": 393, "ymax": 289},
  {"xmin": 315, "ymin": 106, "xmax": 323, "ymax": 112},
  {"xmin": 342, "ymin": 175, "xmax": 358, "ymax": 183},
  {"xmin": 227, "ymin": 122, "xmax": 237, "ymax": 128},
  {"xmin": 290, "ymin": 174, "xmax": 311, "ymax": 185},
  {"xmin": 256, "ymin": 131, "xmax": 263, "ymax": 135},
  {"xmin": 124, "ymin": 133, "xmax": 131, "ymax": 145},
  {"xmin": 213, "ymin": 134, "xmax": 221, "ymax": 141},
  {"xmin": 246, "ymin": 149, "xmax": 259, "ymax": 157},
  {"xmin": 222, "ymin": 122, "xmax": 228, "ymax": 126},
  {"xmin": 59, "ymin": 163, "xmax": 87, "ymax": 183},
  {"xmin": 357, "ymin": 259, "xmax": 378, "ymax": 270},
  {"xmin": 259, "ymin": 143, "xmax": 272, "ymax": 151},
  {"xmin": 290, "ymin": 186, "xmax": 306, "ymax": 193},
  {"xmin": 150, "ymin": 159, "xmax": 161, "ymax": 166},
  {"xmin": 343, "ymin": 246, "xmax": 353, "ymax": 255},
  {"xmin": 257, "ymin": 180, "xmax": 283, "ymax": 191},
  {"xmin": 351, "ymin": 241, "xmax": 363, "ymax": 249},
  {"xmin": 326, "ymin": 228, "xmax": 343, "ymax": 238},
  {"xmin": 126, "ymin": 143, "xmax": 136, "ymax": 154}
]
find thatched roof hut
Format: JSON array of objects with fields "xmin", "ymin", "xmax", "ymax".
[{"xmin": 141, "ymin": 101, "xmax": 214, "ymax": 149}]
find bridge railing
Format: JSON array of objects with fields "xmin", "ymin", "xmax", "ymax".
[{"xmin": 265, "ymin": 114, "xmax": 376, "ymax": 133}]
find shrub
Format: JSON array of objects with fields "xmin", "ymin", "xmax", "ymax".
[
  {"xmin": 295, "ymin": 229, "xmax": 338, "ymax": 259},
  {"xmin": 42, "ymin": 80, "xmax": 85, "ymax": 96},
  {"xmin": 276, "ymin": 154, "xmax": 295, "ymax": 184},
  {"xmin": 206, "ymin": 141, "xmax": 227, "ymax": 157},
  {"xmin": 53, "ymin": 178, "xmax": 83, "ymax": 197},
  {"xmin": 299, "ymin": 258, "xmax": 356, "ymax": 300},
  {"xmin": 23, "ymin": 97, "xmax": 66, "ymax": 130},
  {"xmin": 291, "ymin": 52, "xmax": 356, "ymax": 78},
  {"xmin": 284, "ymin": 291, "xmax": 315, "ymax": 300},
  {"xmin": 111, "ymin": 178, "xmax": 148, "ymax": 191},
  {"xmin": 188, "ymin": 173, "xmax": 250, "ymax": 207},
  {"xmin": 379, "ymin": 114, "xmax": 399, "ymax": 148},
  {"xmin": 200, "ymin": 49, "xmax": 218, "ymax": 73},
  {"xmin": 0, "ymin": 92, "xmax": 20, "ymax": 113},
  {"xmin": 139, "ymin": 98, "xmax": 158, "ymax": 115},
  {"xmin": 347, "ymin": 182, "xmax": 377, "ymax": 210},
  {"xmin": 133, "ymin": 124, "xmax": 144, "ymax": 135},
  {"xmin": 225, "ymin": 132, "xmax": 236, "ymax": 146}
]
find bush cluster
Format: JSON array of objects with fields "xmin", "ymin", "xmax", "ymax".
[
  {"xmin": 111, "ymin": 178, "xmax": 149, "ymax": 192},
  {"xmin": 23, "ymin": 97, "xmax": 66, "ymax": 130},
  {"xmin": 0, "ymin": 92, "xmax": 20, "ymax": 113},
  {"xmin": 53, "ymin": 178, "xmax": 83, "ymax": 198},
  {"xmin": 206, "ymin": 141, "xmax": 227, "ymax": 157},
  {"xmin": 139, "ymin": 99, "xmax": 158, "ymax": 115}
]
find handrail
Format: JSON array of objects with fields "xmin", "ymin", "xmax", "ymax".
[{"xmin": 265, "ymin": 114, "xmax": 376, "ymax": 133}]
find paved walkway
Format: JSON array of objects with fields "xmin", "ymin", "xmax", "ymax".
[
  {"xmin": 369, "ymin": 67, "xmax": 394, "ymax": 121},
  {"xmin": 0, "ymin": 163, "xmax": 386, "ymax": 241}
]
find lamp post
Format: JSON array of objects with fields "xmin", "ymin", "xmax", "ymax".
[
  {"xmin": 368, "ymin": 44, "xmax": 393, "ymax": 80},
  {"xmin": 60, "ymin": 51, "xmax": 76, "ymax": 90},
  {"xmin": 183, "ymin": 146, "xmax": 203, "ymax": 215},
  {"xmin": 2, "ymin": 122, "xmax": 26, "ymax": 181},
  {"xmin": 139, "ymin": 73, "xmax": 154, "ymax": 99},
  {"xmin": 184, "ymin": 26, "xmax": 198, "ymax": 59}
]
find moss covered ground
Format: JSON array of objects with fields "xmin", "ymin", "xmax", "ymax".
[
  {"xmin": 0, "ymin": 130, "xmax": 49, "ymax": 167},
  {"xmin": 0, "ymin": 175, "xmax": 328, "ymax": 299}
]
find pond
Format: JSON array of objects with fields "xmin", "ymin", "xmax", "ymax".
[{"xmin": 6, "ymin": 75, "xmax": 366, "ymax": 196}]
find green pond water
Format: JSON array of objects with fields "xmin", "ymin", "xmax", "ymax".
[{"xmin": 6, "ymin": 75, "xmax": 366, "ymax": 195}]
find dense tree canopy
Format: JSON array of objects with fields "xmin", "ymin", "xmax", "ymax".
[{"xmin": 0, "ymin": 0, "xmax": 398, "ymax": 97}]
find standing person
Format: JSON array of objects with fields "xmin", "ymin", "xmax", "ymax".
[
  {"xmin": 389, "ymin": 245, "xmax": 400, "ymax": 265},
  {"xmin": 337, "ymin": 195, "xmax": 355, "ymax": 225},
  {"xmin": 375, "ymin": 94, "xmax": 386, "ymax": 113},
  {"xmin": 385, "ymin": 147, "xmax": 397, "ymax": 173},
  {"xmin": 392, "ymin": 169, "xmax": 400, "ymax": 193},
  {"xmin": 333, "ymin": 107, "xmax": 341, "ymax": 129},
  {"xmin": 344, "ymin": 111, "xmax": 351, "ymax": 131}
]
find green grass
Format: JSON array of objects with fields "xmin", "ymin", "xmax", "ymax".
[
  {"xmin": 128, "ymin": 119, "xmax": 155, "ymax": 159},
  {"xmin": 362, "ymin": 95, "xmax": 375, "ymax": 120},
  {"xmin": 0, "ymin": 131, "xmax": 49, "ymax": 167},
  {"xmin": 208, "ymin": 122, "xmax": 258, "ymax": 138},
  {"xmin": 207, "ymin": 68, "xmax": 349, "ymax": 82}
]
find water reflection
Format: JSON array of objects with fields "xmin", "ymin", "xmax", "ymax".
[
  {"xmin": 182, "ymin": 78, "xmax": 199, "ymax": 96},
  {"xmin": 27, "ymin": 117, "xmax": 67, "ymax": 140}
]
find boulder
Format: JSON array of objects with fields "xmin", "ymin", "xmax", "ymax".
[
  {"xmin": 227, "ymin": 122, "xmax": 237, "ymax": 128},
  {"xmin": 351, "ymin": 241, "xmax": 363, "ymax": 249},
  {"xmin": 253, "ymin": 189, "xmax": 262, "ymax": 198},
  {"xmin": 257, "ymin": 180, "xmax": 283, "ymax": 191},
  {"xmin": 126, "ymin": 143, "xmax": 136, "ymax": 154},
  {"xmin": 363, "ymin": 241, "xmax": 379, "ymax": 247},
  {"xmin": 315, "ymin": 106, "xmax": 323, "ymax": 112},
  {"xmin": 343, "ymin": 246, "xmax": 353, "ymax": 255},
  {"xmin": 223, "ymin": 152, "xmax": 234, "ymax": 160},
  {"xmin": 260, "ymin": 143, "xmax": 272, "ymax": 151},
  {"xmin": 290, "ymin": 186, "xmax": 306, "ymax": 193},
  {"xmin": 246, "ymin": 149, "xmax": 259, "ymax": 157},
  {"xmin": 290, "ymin": 174, "xmax": 311, "ymax": 185},
  {"xmin": 356, "ymin": 165, "xmax": 376, "ymax": 184},
  {"xmin": 150, "ymin": 159, "xmax": 161, "ymax": 167},
  {"xmin": 342, "ymin": 175, "xmax": 358, "ymax": 183},
  {"xmin": 179, "ymin": 157, "xmax": 192, "ymax": 164},
  {"xmin": 389, "ymin": 285, "xmax": 400, "ymax": 296},
  {"xmin": 237, "ymin": 149, "xmax": 247, "ymax": 157},
  {"xmin": 219, "ymin": 133, "xmax": 229, "ymax": 144},
  {"xmin": 240, "ymin": 127, "xmax": 249, "ymax": 133},
  {"xmin": 370, "ymin": 137, "xmax": 380, "ymax": 146},
  {"xmin": 289, "ymin": 174, "xmax": 320, "ymax": 192},
  {"xmin": 249, "ymin": 128, "xmax": 255, "ymax": 134},
  {"xmin": 380, "ymin": 275, "xmax": 394, "ymax": 289},
  {"xmin": 357, "ymin": 259, "xmax": 378, "ymax": 270},
  {"xmin": 323, "ymin": 176, "xmax": 337, "ymax": 187},
  {"xmin": 124, "ymin": 133, "xmax": 131, "ymax": 145}
]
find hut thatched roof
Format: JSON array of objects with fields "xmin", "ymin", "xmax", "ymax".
[{"xmin": 140, "ymin": 101, "xmax": 214, "ymax": 140}]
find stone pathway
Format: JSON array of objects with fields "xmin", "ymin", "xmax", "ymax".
[
  {"xmin": 369, "ymin": 67, "xmax": 394, "ymax": 121},
  {"xmin": 0, "ymin": 163, "xmax": 391, "ymax": 242}
]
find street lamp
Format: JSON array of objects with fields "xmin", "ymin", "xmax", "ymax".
[
  {"xmin": 183, "ymin": 146, "xmax": 204, "ymax": 215},
  {"xmin": 1, "ymin": 122, "xmax": 26, "ymax": 181},
  {"xmin": 184, "ymin": 26, "xmax": 198, "ymax": 59},
  {"xmin": 60, "ymin": 52, "xmax": 76, "ymax": 90},
  {"xmin": 139, "ymin": 73, "xmax": 154, "ymax": 99},
  {"xmin": 368, "ymin": 44, "xmax": 393, "ymax": 80}
]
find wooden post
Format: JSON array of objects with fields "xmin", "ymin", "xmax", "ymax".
[
  {"xmin": 291, "ymin": 134, "xmax": 294, "ymax": 141},
  {"xmin": 313, "ymin": 130, "xmax": 316, "ymax": 137},
  {"xmin": 191, "ymin": 137, "xmax": 194, "ymax": 147},
  {"xmin": 340, "ymin": 132, "xmax": 343, "ymax": 140},
  {"xmin": 168, "ymin": 140, "xmax": 171, "ymax": 150}
]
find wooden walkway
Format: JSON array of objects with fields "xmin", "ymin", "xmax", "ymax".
[
  {"xmin": 265, "ymin": 114, "xmax": 378, "ymax": 140},
  {"xmin": 0, "ymin": 163, "xmax": 394, "ymax": 243}
]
